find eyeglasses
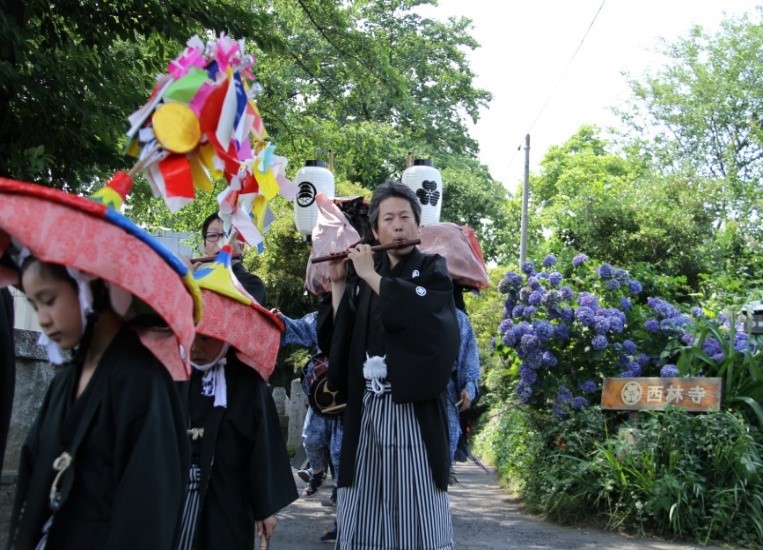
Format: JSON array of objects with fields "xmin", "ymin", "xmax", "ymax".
[{"xmin": 204, "ymin": 231, "xmax": 226, "ymax": 243}]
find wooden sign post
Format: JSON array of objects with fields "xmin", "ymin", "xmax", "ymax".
[{"xmin": 601, "ymin": 377, "xmax": 722, "ymax": 412}]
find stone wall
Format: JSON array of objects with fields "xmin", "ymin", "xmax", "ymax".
[{"xmin": 0, "ymin": 329, "xmax": 58, "ymax": 547}]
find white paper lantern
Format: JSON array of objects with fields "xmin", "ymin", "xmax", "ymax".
[
  {"xmin": 401, "ymin": 159, "xmax": 442, "ymax": 225},
  {"xmin": 294, "ymin": 160, "xmax": 335, "ymax": 237}
]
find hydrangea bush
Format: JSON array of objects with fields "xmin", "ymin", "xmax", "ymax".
[
  {"xmin": 495, "ymin": 254, "xmax": 649, "ymax": 417},
  {"xmin": 494, "ymin": 253, "xmax": 761, "ymax": 423}
]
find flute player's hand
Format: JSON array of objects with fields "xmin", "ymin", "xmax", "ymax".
[
  {"xmin": 329, "ymin": 257, "xmax": 348, "ymax": 282},
  {"xmin": 347, "ymin": 244, "xmax": 376, "ymax": 280}
]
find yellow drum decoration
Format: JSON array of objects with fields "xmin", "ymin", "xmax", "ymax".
[{"xmin": 152, "ymin": 103, "xmax": 201, "ymax": 154}]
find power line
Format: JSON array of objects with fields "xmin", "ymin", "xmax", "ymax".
[
  {"xmin": 499, "ymin": 0, "xmax": 608, "ymax": 187},
  {"xmin": 526, "ymin": 0, "xmax": 607, "ymax": 135}
]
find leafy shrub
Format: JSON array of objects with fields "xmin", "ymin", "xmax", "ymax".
[
  {"xmin": 476, "ymin": 404, "xmax": 763, "ymax": 548},
  {"xmin": 588, "ymin": 409, "xmax": 763, "ymax": 547}
]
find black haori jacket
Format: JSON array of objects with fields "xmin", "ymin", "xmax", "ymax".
[{"xmin": 319, "ymin": 248, "xmax": 460, "ymax": 491}]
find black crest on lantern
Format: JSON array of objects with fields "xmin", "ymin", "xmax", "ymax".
[
  {"xmin": 296, "ymin": 181, "xmax": 317, "ymax": 207},
  {"xmin": 416, "ymin": 180, "xmax": 440, "ymax": 206}
]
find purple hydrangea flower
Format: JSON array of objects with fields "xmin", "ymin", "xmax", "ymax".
[
  {"xmin": 527, "ymin": 276, "xmax": 541, "ymax": 290},
  {"xmin": 578, "ymin": 292, "xmax": 599, "ymax": 309},
  {"xmin": 524, "ymin": 350, "xmax": 543, "ymax": 368},
  {"xmin": 549, "ymin": 272, "xmax": 563, "ymax": 287},
  {"xmin": 623, "ymin": 339, "xmax": 637, "ymax": 355},
  {"xmin": 552, "ymin": 403, "xmax": 568, "ymax": 420},
  {"xmin": 541, "ymin": 289, "xmax": 562, "ymax": 308},
  {"xmin": 607, "ymin": 314, "xmax": 625, "ymax": 333},
  {"xmin": 520, "ymin": 366, "xmax": 538, "ymax": 385},
  {"xmin": 560, "ymin": 307, "xmax": 574, "ymax": 323},
  {"xmin": 605, "ymin": 279, "xmax": 621, "ymax": 291},
  {"xmin": 529, "ymin": 290, "xmax": 544, "ymax": 306},
  {"xmin": 591, "ymin": 334, "xmax": 608, "ymax": 351},
  {"xmin": 501, "ymin": 329, "xmax": 519, "ymax": 347},
  {"xmin": 690, "ymin": 307, "xmax": 704, "ymax": 318},
  {"xmin": 579, "ymin": 379, "xmax": 597, "ymax": 394},
  {"xmin": 554, "ymin": 323, "xmax": 570, "ymax": 341},
  {"xmin": 557, "ymin": 385, "xmax": 573, "ymax": 403},
  {"xmin": 534, "ymin": 320, "xmax": 554, "ymax": 342},
  {"xmin": 571, "ymin": 396, "xmax": 590, "ymax": 411},
  {"xmin": 523, "ymin": 306, "xmax": 537, "ymax": 318},
  {"xmin": 644, "ymin": 319, "xmax": 660, "ymax": 333},
  {"xmin": 572, "ymin": 253, "xmax": 589, "ymax": 267},
  {"xmin": 519, "ymin": 287, "xmax": 532, "ymax": 302},
  {"xmin": 516, "ymin": 382, "xmax": 533, "ymax": 403},
  {"xmin": 597, "ymin": 263, "xmax": 614, "ymax": 279},
  {"xmin": 620, "ymin": 297, "xmax": 631, "ymax": 311},
  {"xmin": 508, "ymin": 273, "xmax": 524, "ymax": 287},
  {"xmin": 734, "ymin": 332, "xmax": 749, "ymax": 352},
  {"xmin": 560, "ymin": 286, "xmax": 574, "ymax": 301},
  {"xmin": 498, "ymin": 319, "xmax": 513, "ymax": 335},
  {"xmin": 542, "ymin": 254, "xmax": 557, "ymax": 268},
  {"xmin": 498, "ymin": 277, "xmax": 512, "ymax": 294},
  {"xmin": 575, "ymin": 306, "xmax": 595, "ymax": 327},
  {"xmin": 660, "ymin": 364, "xmax": 679, "ymax": 377},
  {"xmin": 521, "ymin": 261, "xmax": 535, "ymax": 275},
  {"xmin": 519, "ymin": 333, "xmax": 540, "ymax": 352},
  {"xmin": 628, "ymin": 280, "xmax": 643, "ymax": 295},
  {"xmin": 648, "ymin": 297, "xmax": 678, "ymax": 319},
  {"xmin": 541, "ymin": 351, "xmax": 558, "ymax": 367},
  {"xmin": 594, "ymin": 316, "xmax": 611, "ymax": 335},
  {"xmin": 512, "ymin": 305, "xmax": 525, "ymax": 318}
]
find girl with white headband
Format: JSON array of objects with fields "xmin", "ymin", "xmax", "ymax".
[{"xmin": 1, "ymin": 177, "xmax": 200, "ymax": 550}]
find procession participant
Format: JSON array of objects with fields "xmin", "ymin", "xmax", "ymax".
[
  {"xmin": 0, "ymin": 176, "xmax": 199, "ymax": 549},
  {"xmin": 198, "ymin": 213, "xmax": 267, "ymax": 306},
  {"xmin": 447, "ymin": 305, "xmax": 481, "ymax": 463},
  {"xmin": 319, "ymin": 180, "xmax": 460, "ymax": 549},
  {"xmin": 177, "ymin": 246, "xmax": 297, "ymax": 549}
]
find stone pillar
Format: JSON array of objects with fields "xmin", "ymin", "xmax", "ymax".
[
  {"xmin": 287, "ymin": 378, "xmax": 309, "ymax": 452},
  {"xmin": 271, "ymin": 386, "xmax": 290, "ymax": 442}
]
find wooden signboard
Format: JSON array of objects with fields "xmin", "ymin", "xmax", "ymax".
[{"xmin": 601, "ymin": 377, "xmax": 722, "ymax": 412}]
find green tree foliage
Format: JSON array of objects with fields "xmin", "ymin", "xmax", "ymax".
[
  {"xmin": 439, "ymin": 157, "xmax": 517, "ymax": 265},
  {"xmin": 618, "ymin": 10, "xmax": 763, "ymax": 274},
  {"xmin": 1, "ymin": 0, "xmax": 513, "ymax": 261},
  {"xmin": 535, "ymin": 126, "xmax": 715, "ymax": 287},
  {"xmin": 0, "ymin": 0, "xmax": 281, "ymax": 187},
  {"xmin": 256, "ymin": 0, "xmax": 491, "ymax": 170}
]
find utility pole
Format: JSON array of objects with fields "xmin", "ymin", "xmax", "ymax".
[{"xmin": 519, "ymin": 134, "xmax": 530, "ymax": 266}]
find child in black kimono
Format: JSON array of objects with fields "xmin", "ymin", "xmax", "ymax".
[
  {"xmin": 176, "ymin": 269, "xmax": 297, "ymax": 549},
  {"xmin": 8, "ymin": 258, "xmax": 189, "ymax": 549}
]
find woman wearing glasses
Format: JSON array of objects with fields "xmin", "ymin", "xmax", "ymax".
[{"xmin": 198, "ymin": 213, "xmax": 267, "ymax": 306}]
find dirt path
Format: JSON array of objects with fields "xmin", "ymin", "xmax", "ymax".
[{"xmin": 268, "ymin": 461, "xmax": 724, "ymax": 549}]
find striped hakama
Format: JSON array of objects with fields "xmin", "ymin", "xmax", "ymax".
[
  {"xmin": 177, "ymin": 464, "xmax": 202, "ymax": 550},
  {"xmin": 336, "ymin": 382, "xmax": 452, "ymax": 549}
]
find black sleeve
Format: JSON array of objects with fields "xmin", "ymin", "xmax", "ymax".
[
  {"xmin": 325, "ymin": 291, "xmax": 353, "ymax": 394},
  {"xmin": 105, "ymin": 361, "xmax": 189, "ymax": 549},
  {"xmin": 232, "ymin": 262, "xmax": 267, "ymax": 307},
  {"xmin": 244, "ymin": 374, "xmax": 298, "ymax": 519},
  {"xmin": 316, "ymin": 292, "xmax": 334, "ymax": 355}
]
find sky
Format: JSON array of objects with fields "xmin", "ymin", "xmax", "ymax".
[{"xmin": 418, "ymin": 0, "xmax": 762, "ymax": 193}]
